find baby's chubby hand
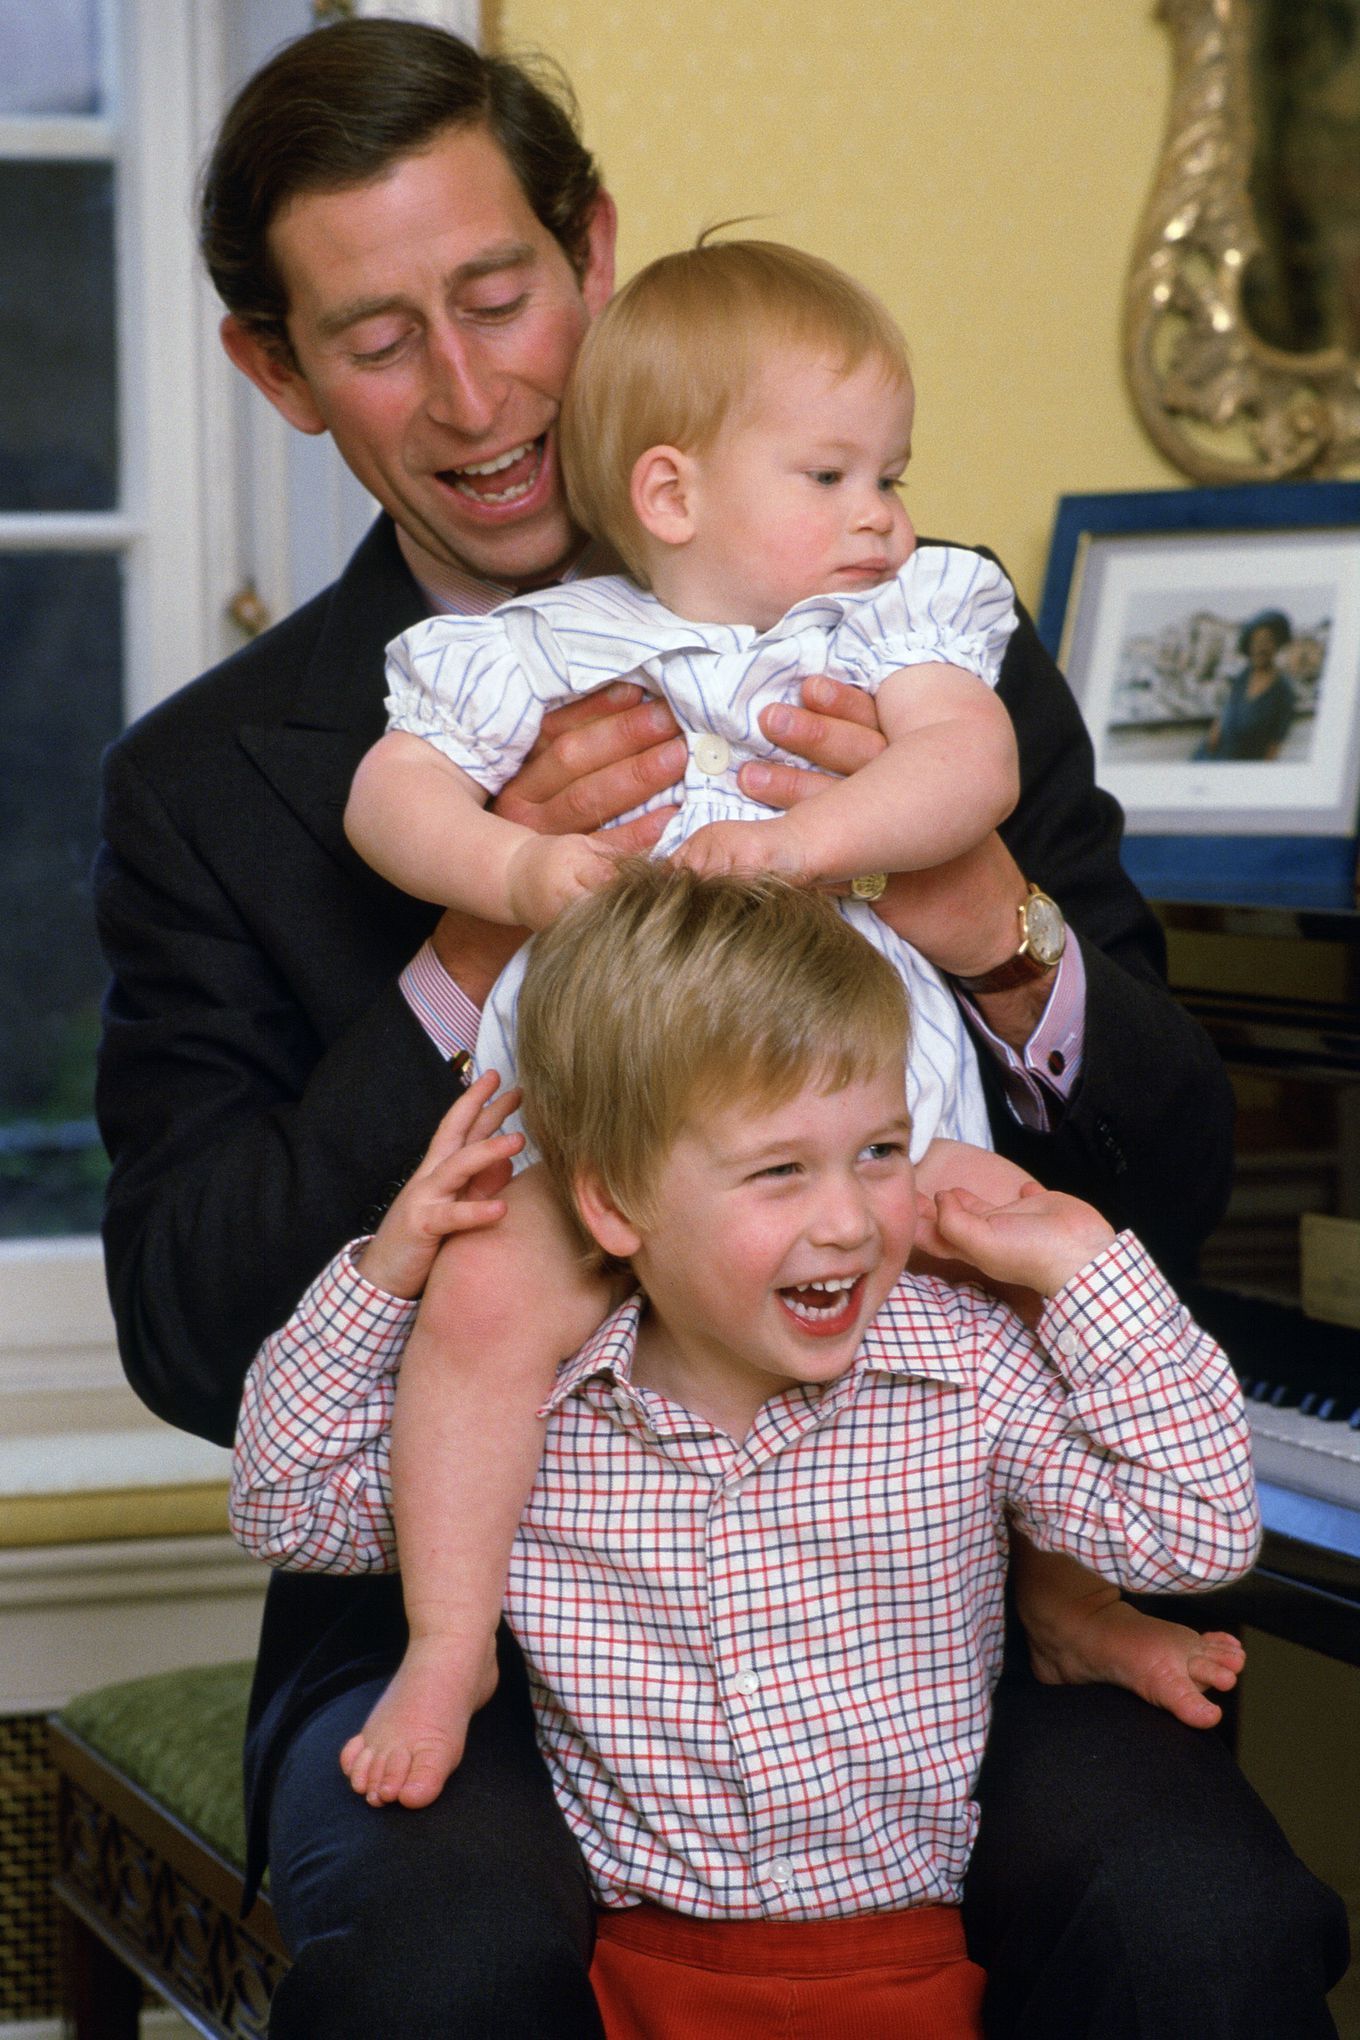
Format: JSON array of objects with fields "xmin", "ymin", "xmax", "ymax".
[
  {"xmin": 505, "ymin": 831, "xmax": 618, "ymax": 930},
  {"xmin": 917, "ymin": 1181, "xmax": 1116, "ymax": 1300},
  {"xmin": 671, "ymin": 815, "xmax": 808, "ymax": 882},
  {"xmin": 356, "ymin": 1071, "xmax": 525, "ymax": 1301}
]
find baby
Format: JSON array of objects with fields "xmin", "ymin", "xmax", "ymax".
[
  {"xmin": 233, "ymin": 862, "xmax": 1260, "ymax": 2036},
  {"xmin": 346, "ymin": 237, "xmax": 1021, "ymax": 1153},
  {"xmin": 338, "ymin": 241, "xmax": 1243, "ymax": 1806}
]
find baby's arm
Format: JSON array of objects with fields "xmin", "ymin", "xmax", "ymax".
[
  {"xmin": 676, "ymin": 664, "xmax": 1018, "ymax": 884},
  {"xmin": 346, "ymin": 729, "xmax": 616, "ymax": 930}
]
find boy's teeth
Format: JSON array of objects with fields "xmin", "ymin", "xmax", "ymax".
[{"xmin": 782, "ymin": 1276, "xmax": 857, "ymax": 1322}]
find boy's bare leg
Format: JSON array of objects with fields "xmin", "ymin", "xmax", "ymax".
[
  {"xmin": 341, "ymin": 1166, "xmax": 614, "ymax": 1808},
  {"xmin": 917, "ymin": 1139, "xmax": 1246, "ymax": 1730}
]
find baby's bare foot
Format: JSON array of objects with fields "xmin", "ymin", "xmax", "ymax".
[
  {"xmin": 1028, "ymin": 1592, "xmax": 1245, "ymax": 1729},
  {"xmin": 339, "ymin": 1633, "xmax": 499, "ymax": 1807}
]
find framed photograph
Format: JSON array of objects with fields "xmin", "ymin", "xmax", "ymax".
[{"xmin": 1038, "ymin": 483, "xmax": 1360, "ymax": 907}]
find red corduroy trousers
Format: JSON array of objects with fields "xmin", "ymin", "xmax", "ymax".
[{"xmin": 590, "ymin": 1900, "xmax": 986, "ymax": 2038}]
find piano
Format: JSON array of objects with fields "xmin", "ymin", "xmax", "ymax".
[{"xmin": 1155, "ymin": 900, "xmax": 1360, "ymax": 1668}]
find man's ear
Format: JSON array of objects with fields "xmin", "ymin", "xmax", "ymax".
[
  {"xmin": 631, "ymin": 445, "xmax": 697, "ymax": 549},
  {"xmin": 579, "ymin": 189, "xmax": 618, "ymax": 319},
  {"xmin": 573, "ymin": 1168, "xmax": 643, "ymax": 1262},
  {"xmin": 219, "ymin": 314, "xmax": 328, "ymax": 437}
]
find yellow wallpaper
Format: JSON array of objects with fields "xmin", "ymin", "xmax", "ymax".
[{"xmin": 501, "ymin": 0, "xmax": 1187, "ymax": 610}]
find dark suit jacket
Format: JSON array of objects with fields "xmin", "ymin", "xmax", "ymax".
[{"xmin": 94, "ymin": 514, "xmax": 1234, "ymax": 1869}]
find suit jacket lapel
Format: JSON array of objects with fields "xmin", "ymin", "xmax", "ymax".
[{"xmin": 237, "ymin": 516, "xmax": 429, "ymax": 875}]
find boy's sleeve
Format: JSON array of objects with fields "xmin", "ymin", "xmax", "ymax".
[
  {"xmin": 978, "ymin": 1235, "xmax": 1261, "ymax": 1591},
  {"xmin": 229, "ymin": 1246, "xmax": 414, "ymax": 1575}
]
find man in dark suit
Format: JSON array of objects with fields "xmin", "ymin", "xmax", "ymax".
[{"xmin": 95, "ymin": 19, "xmax": 1347, "ymax": 2037}]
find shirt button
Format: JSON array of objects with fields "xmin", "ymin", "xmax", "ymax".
[
  {"xmin": 1047, "ymin": 1049, "xmax": 1066, "ymax": 1076},
  {"xmin": 768, "ymin": 1858, "xmax": 795, "ymax": 1889},
  {"xmin": 1056, "ymin": 1329, "xmax": 1081, "ymax": 1360},
  {"xmin": 692, "ymin": 733, "xmax": 731, "ymax": 775},
  {"xmin": 611, "ymin": 1388, "xmax": 632, "ymax": 1413},
  {"xmin": 733, "ymin": 1669, "xmax": 760, "ymax": 1697}
]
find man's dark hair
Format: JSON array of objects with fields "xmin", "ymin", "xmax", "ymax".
[{"xmin": 199, "ymin": 18, "xmax": 601, "ymax": 357}]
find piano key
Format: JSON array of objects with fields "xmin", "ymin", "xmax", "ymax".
[{"xmin": 1249, "ymin": 1399, "xmax": 1360, "ymax": 1515}]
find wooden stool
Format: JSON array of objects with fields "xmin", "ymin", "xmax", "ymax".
[{"xmin": 49, "ymin": 1662, "xmax": 289, "ymax": 2039}]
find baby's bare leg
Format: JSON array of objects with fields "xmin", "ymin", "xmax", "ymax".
[
  {"xmin": 341, "ymin": 1167, "xmax": 614, "ymax": 1808},
  {"xmin": 1011, "ymin": 1539, "xmax": 1244, "ymax": 1728},
  {"xmin": 917, "ymin": 1139, "xmax": 1245, "ymax": 1728}
]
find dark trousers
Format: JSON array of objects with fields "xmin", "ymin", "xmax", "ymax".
[{"xmin": 266, "ymin": 1640, "xmax": 1348, "ymax": 2039}]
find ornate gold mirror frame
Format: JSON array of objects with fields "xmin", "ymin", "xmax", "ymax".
[{"xmin": 1125, "ymin": 0, "xmax": 1360, "ymax": 483}]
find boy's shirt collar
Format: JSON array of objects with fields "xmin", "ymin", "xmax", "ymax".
[{"xmin": 540, "ymin": 1275, "xmax": 976, "ymax": 1423}]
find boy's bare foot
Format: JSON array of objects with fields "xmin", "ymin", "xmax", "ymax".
[
  {"xmin": 339, "ymin": 1633, "xmax": 499, "ymax": 1808},
  {"xmin": 1024, "ymin": 1582, "xmax": 1245, "ymax": 1730}
]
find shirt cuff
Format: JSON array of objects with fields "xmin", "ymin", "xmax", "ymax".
[
  {"xmin": 399, "ymin": 940, "xmax": 481, "ymax": 1062},
  {"xmin": 958, "ymin": 939, "xmax": 1087, "ymax": 1132}
]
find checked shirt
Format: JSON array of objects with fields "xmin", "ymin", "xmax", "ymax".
[{"xmin": 231, "ymin": 1234, "xmax": 1258, "ymax": 1921}]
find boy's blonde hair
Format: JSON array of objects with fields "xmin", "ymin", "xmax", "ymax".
[
  {"xmin": 516, "ymin": 860, "xmax": 911, "ymax": 1243},
  {"xmin": 560, "ymin": 237, "xmax": 912, "ymax": 583}
]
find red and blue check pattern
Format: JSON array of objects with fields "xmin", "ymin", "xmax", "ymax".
[{"xmin": 232, "ymin": 1234, "xmax": 1258, "ymax": 1920}]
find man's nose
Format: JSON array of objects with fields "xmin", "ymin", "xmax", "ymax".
[{"xmin": 423, "ymin": 324, "xmax": 501, "ymax": 437}]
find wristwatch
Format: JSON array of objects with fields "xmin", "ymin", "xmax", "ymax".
[{"xmin": 955, "ymin": 883, "xmax": 1067, "ymax": 994}]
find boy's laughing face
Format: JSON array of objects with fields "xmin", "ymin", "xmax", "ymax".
[{"xmin": 587, "ymin": 1063, "xmax": 918, "ymax": 1440}]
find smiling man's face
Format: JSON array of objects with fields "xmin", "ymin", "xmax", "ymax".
[{"xmin": 223, "ymin": 120, "xmax": 616, "ymax": 595}]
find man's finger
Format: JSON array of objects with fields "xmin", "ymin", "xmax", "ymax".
[
  {"xmin": 500, "ymin": 699, "xmax": 682, "ymax": 816},
  {"xmin": 757, "ymin": 694, "xmax": 886, "ymax": 779},
  {"xmin": 737, "ymin": 757, "xmax": 832, "ymax": 811},
  {"xmin": 599, "ymin": 804, "xmax": 681, "ymax": 855},
  {"xmin": 515, "ymin": 736, "xmax": 687, "ymax": 835}
]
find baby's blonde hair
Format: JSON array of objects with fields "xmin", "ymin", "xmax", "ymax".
[
  {"xmin": 516, "ymin": 859, "xmax": 911, "ymax": 1247},
  {"xmin": 560, "ymin": 237, "xmax": 912, "ymax": 583}
]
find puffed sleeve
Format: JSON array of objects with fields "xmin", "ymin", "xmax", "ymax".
[
  {"xmin": 383, "ymin": 604, "xmax": 583, "ymax": 795},
  {"xmin": 831, "ymin": 545, "xmax": 1019, "ymax": 694}
]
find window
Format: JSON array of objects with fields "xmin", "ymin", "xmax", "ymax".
[{"xmin": 0, "ymin": 0, "xmax": 232, "ymax": 1241}]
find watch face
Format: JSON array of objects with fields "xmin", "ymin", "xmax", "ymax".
[{"xmin": 1023, "ymin": 893, "xmax": 1066, "ymax": 967}]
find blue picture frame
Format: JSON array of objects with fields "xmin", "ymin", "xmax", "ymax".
[{"xmin": 1038, "ymin": 482, "xmax": 1360, "ymax": 908}]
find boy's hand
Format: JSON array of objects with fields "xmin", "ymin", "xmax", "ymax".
[
  {"xmin": 919, "ymin": 1181, "xmax": 1116, "ymax": 1299},
  {"xmin": 504, "ymin": 831, "xmax": 617, "ymax": 930},
  {"xmin": 670, "ymin": 815, "xmax": 807, "ymax": 882},
  {"xmin": 356, "ymin": 1072, "xmax": 524, "ymax": 1300}
]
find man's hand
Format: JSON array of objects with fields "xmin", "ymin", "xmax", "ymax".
[
  {"xmin": 431, "ymin": 684, "xmax": 685, "ymax": 1000},
  {"xmin": 744, "ymin": 675, "xmax": 1055, "ymax": 1048},
  {"xmin": 495, "ymin": 681, "xmax": 685, "ymax": 847}
]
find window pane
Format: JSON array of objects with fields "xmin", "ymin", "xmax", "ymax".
[
  {"xmin": 0, "ymin": 162, "xmax": 117, "ymax": 511},
  {"xmin": 0, "ymin": 552, "xmax": 121, "ymax": 1238},
  {"xmin": 0, "ymin": 0, "xmax": 103, "ymax": 116}
]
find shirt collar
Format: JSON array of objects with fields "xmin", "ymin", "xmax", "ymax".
[
  {"xmin": 540, "ymin": 1274, "xmax": 975, "ymax": 1421},
  {"xmin": 408, "ymin": 536, "xmax": 620, "ymax": 619}
]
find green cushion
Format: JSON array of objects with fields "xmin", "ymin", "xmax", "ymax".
[{"xmin": 61, "ymin": 1660, "xmax": 254, "ymax": 1872}]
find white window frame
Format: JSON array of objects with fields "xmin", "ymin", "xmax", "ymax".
[{"xmin": 0, "ymin": 0, "xmax": 477, "ymax": 1448}]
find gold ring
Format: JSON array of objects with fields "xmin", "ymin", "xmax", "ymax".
[{"xmin": 850, "ymin": 872, "xmax": 887, "ymax": 902}]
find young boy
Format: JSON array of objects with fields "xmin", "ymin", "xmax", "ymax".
[
  {"xmin": 333, "ymin": 240, "xmax": 1244, "ymax": 1809},
  {"xmin": 232, "ymin": 863, "xmax": 1260, "ymax": 2037}
]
